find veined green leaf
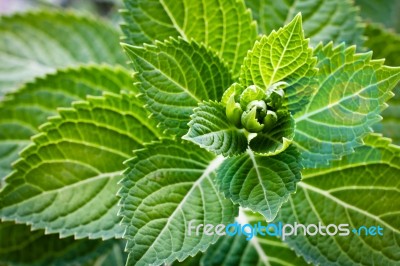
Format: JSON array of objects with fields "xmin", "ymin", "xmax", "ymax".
[
  {"xmin": 0, "ymin": 92, "xmax": 161, "ymax": 239},
  {"xmin": 0, "ymin": 11, "xmax": 127, "ymax": 96},
  {"xmin": 174, "ymin": 210, "xmax": 308, "ymax": 266},
  {"xmin": 0, "ymin": 66, "xmax": 136, "ymax": 180},
  {"xmin": 183, "ymin": 101, "xmax": 248, "ymax": 157},
  {"xmin": 245, "ymin": 0, "xmax": 364, "ymax": 47},
  {"xmin": 123, "ymin": 38, "xmax": 233, "ymax": 137},
  {"xmin": 121, "ymin": 0, "xmax": 257, "ymax": 76},
  {"xmin": 0, "ymin": 221, "xmax": 125, "ymax": 266},
  {"xmin": 240, "ymin": 14, "xmax": 317, "ymax": 114},
  {"xmin": 294, "ymin": 43, "xmax": 400, "ymax": 167},
  {"xmin": 365, "ymin": 24, "xmax": 400, "ymax": 144},
  {"xmin": 279, "ymin": 134, "xmax": 400, "ymax": 265},
  {"xmin": 119, "ymin": 140, "xmax": 238, "ymax": 265},
  {"xmin": 216, "ymin": 146, "xmax": 301, "ymax": 221}
]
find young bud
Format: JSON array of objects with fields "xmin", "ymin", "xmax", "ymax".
[
  {"xmin": 268, "ymin": 89, "xmax": 285, "ymax": 109},
  {"xmin": 241, "ymin": 100, "xmax": 267, "ymax": 133},
  {"xmin": 266, "ymin": 81, "xmax": 287, "ymax": 110},
  {"xmin": 263, "ymin": 110, "xmax": 278, "ymax": 131},
  {"xmin": 226, "ymin": 94, "xmax": 243, "ymax": 128},
  {"xmin": 240, "ymin": 85, "xmax": 266, "ymax": 110}
]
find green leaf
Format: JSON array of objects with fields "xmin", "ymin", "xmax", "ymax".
[
  {"xmin": 0, "ymin": 11, "xmax": 127, "ymax": 96},
  {"xmin": 245, "ymin": 0, "xmax": 364, "ymax": 47},
  {"xmin": 123, "ymin": 38, "xmax": 233, "ymax": 137},
  {"xmin": 249, "ymin": 111, "xmax": 295, "ymax": 155},
  {"xmin": 216, "ymin": 146, "xmax": 301, "ymax": 221},
  {"xmin": 239, "ymin": 14, "xmax": 318, "ymax": 114},
  {"xmin": 0, "ymin": 92, "xmax": 161, "ymax": 239},
  {"xmin": 183, "ymin": 101, "xmax": 248, "ymax": 157},
  {"xmin": 278, "ymin": 134, "xmax": 400, "ymax": 265},
  {"xmin": 364, "ymin": 24, "xmax": 400, "ymax": 67},
  {"xmin": 119, "ymin": 140, "xmax": 238, "ymax": 265},
  {"xmin": 355, "ymin": 0, "xmax": 400, "ymax": 30},
  {"xmin": 294, "ymin": 43, "xmax": 400, "ymax": 167},
  {"xmin": 365, "ymin": 24, "xmax": 400, "ymax": 144},
  {"xmin": 0, "ymin": 221, "xmax": 125, "ymax": 266},
  {"xmin": 174, "ymin": 210, "xmax": 309, "ymax": 266},
  {"xmin": 0, "ymin": 66, "xmax": 136, "ymax": 180},
  {"xmin": 121, "ymin": 0, "xmax": 257, "ymax": 76}
]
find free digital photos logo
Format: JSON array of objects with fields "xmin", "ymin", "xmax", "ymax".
[{"xmin": 188, "ymin": 220, "xmax": 384, "ymax": 240}]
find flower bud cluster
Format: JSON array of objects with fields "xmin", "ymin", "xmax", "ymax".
[{"xmin": 224, "ymin": 82, "xmax": 287, "ymax": 133}]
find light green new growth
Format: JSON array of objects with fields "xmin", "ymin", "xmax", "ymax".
[{"xmin": 239, "ymin": 13, "xmax": 318, "ymax": 114}]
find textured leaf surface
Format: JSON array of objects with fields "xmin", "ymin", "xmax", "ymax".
[
  {"xmin": 0, "ymin": 221, "xmax": 125, "ymax": 266},
  {"xmin": 174, "ymin": 210, "xmax": 308, "ymax": 266},
  {"xmin": 216, "ymin": 147, "xmax": 301, "ymax": 221},
  {"xmin": 183, "ymin": 101, "xmax": 248, "ymax": 157},
  {"xmin": 249, "ymin": 113, "xmax": 295, "ymax": 155},
  {"xmin": 365, "ymin": 24, "xmax": 400, "ymax": 144},
  {"xmin": 122, "ymin": 0, "xmax": 257, "ymax": 76},
  {"xmin": 0, "ymin": 11, "xmax": 126, "ymax": 96},
  {"xmin": 0, "ymin": 92, "xmax": 161, "ymax": 239},
  {"xmin": 279, "ymin": 134, "xmax": 400, "ymax": 265},
  {"xmin": 240, "ymin": 14, "xmax": 317, "ymax": 114},
  {"xmin": 119, "ymin": 140, "xmax": 238, "ymax": 265},
  {"xmin": 294, "ymin": 43, "xmax": 400, "ymax": 167},
  {"xmin": 0, "ymin": 66, "xmax": 135, "ymax": 180},
  {"xmin": 123, "ymin": 38, "xmax": 233, "ymax": 137},
  {"xmin": 245, "ymin": 0, "xmax": 364, "ymax": 47}
]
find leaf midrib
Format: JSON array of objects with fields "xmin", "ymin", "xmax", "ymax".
[
  {"xmin": 133, "ymin": 155, "xmax": 225, "ymax": 264},
  {"xmin": 298, "ymin": 182, "xmax": 400, "ymax": 234}
]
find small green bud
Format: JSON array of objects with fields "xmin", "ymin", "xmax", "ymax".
[
  {"xmin": 263, "ymin": 110, "xmax": 278, "ymax": 131},
  {"xmin": 266, "ymin": 81, "xmax": 287, "ymax": 110},
  {"xmin": 226, "ymin": 94, "xmax": 243, "ymax": 127},
  {"xmin": 266, "ymin": 81, "xmax": 288, "ymax": 97},
  {"xmin": 268, "ymin": 89, "xmax": 285, "ymax": 109},
  {"xmin": 241, "ymin": 100, "xmax": 267, "ymax": 133},
  {"xmin": 241, "ymin": 108, "xmax": 264, "ymax": 133},
  {"xmin": 221, "ymin": 83, "xmax": 244, "ymax": 106},
  {"xmin": 240, "ymin": 85, "xmax": 266, "ymax": 110}
]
